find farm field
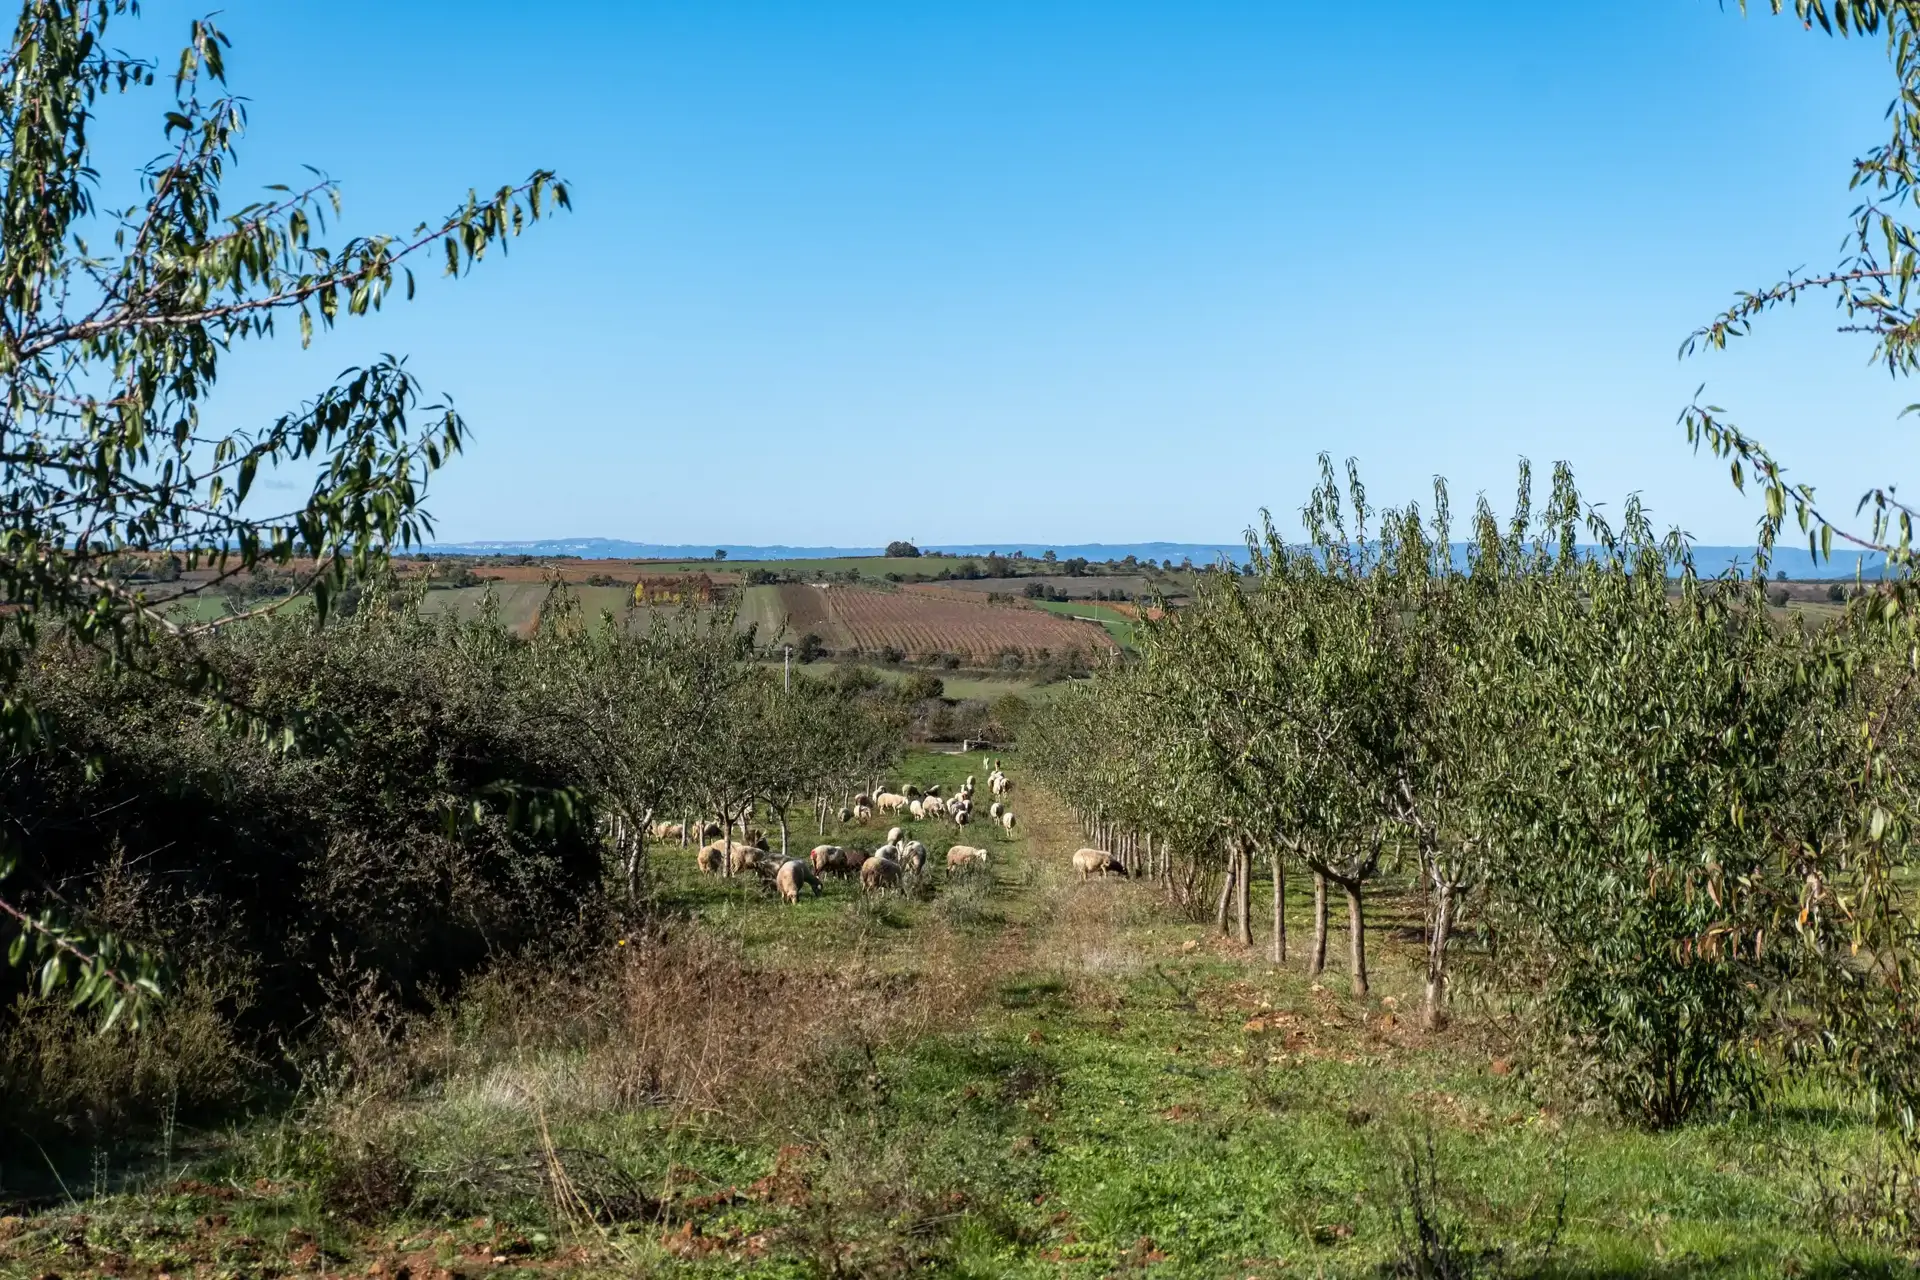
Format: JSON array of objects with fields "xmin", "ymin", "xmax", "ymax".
[
  {"xmin": 7, "ymin": 752, "xmax": 1892, "ymax": 1278},
  {"xmin": 905, "ymin": 573, "xmax": 1165, "ymax": 598},
  {"xmin": 1032, "ymin": 597, "xmax": 1141, "ymax": 646},
  {"xmin": 735, "ymin": 582, "xmax": 1113, "ymax": 660}
]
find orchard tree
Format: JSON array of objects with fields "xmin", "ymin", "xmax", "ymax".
[{"xmin": 0, "ymin": 0, "xmax": 567, "ymax": 1014}]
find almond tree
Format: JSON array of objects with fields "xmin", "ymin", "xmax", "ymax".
[{"xmin": 0, "ymin": 1, "xmax": 566, "ymax": 1014}]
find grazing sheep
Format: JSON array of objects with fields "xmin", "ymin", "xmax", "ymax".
[
  {"xmin": 861, "ymin": 855, "xmax": 902, "ymax": 894},
  {"xmin": 650, "ymin": 820, "xmax": 685, "ymax": 840},
  {"xmin": 922, "ymin": 796, "xmax": 947, "ymax": 819},
  {"xmin": 697, "ymin": 840, "xmax": 762, "ymax": 875},
  {"xmin": 699, "ymin": 820, "xmax": 725, "ymax": 840},
  {"xmin": 904, "ymin": 784, "xmax": 923, "ymax": 799},
  {"xmin": 900, "ymin": 840, "xmax": 928, "ymax": 874},
  {"xmin": 852, "ymin": 792, "xmax": 874, "ymax": 810},
  {"xmin": 909, "ymin": 799, "xmax": 926, "ymax": 820},
  {"xmin": 1072, "ymin": 848, "xmax": 1128, "ymax": 881},
  {"xmin": 730, "ymin": 844, "xmax": 766, "ymax": 874},
  {"xmin": 776, "ymin": 859, "xmax": 824, "ymax": 903},
  {"xmin": 954, "ymin": 809, "xmax": 971, "ymax": 826},
  {"xmin": 886, "ymin": 826, "xmax": 905, "ymax": 845},
  {"xmin": 946, "ymin": 845, "xmax": 989, "ymax": 873},
  {"xmin": 877, "ymin": 793, "xmax": 910, "ymax": 813},
  {"xmin": 1001, "ymin": 812, "xmax": 1017, "ymax": 832},
  {"xmin": 837, "ymin": 806, "xmax": 852, "ymax": 823},
  {"xmin": 925, "ymin": 784, "xmax": 942, "ymax": 798},
  {"xmin": 853, "ymin": 804, "xmax": 874, "ymax": 822},
  {"xmin": 989, "ymin": 801, "xmax": 1004, "ymax": 820},
  {"xmin": 809, "ymin": 844, "xmax": 846, "ymax": 873}
]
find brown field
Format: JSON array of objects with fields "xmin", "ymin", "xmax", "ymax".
[{"xmin": 819, "ymin": 585, "xmax": 1110, "ymax": 660}]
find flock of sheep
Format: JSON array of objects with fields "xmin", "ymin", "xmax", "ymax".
[
  {"xmin": 665, "ymin": 757, "xmax": 1131, "ymax": 902},
  {"xmin": 682, "ymin": 759, "xmax": 1021, "ymax": 902}
]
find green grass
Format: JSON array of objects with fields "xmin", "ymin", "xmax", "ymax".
[
  {"xmin": 3, "ymin": 749, "xmax": 1907, "ymax": 1278},
  {"xmin": 1032, "ymin": 598, "xmax": 1140, "ymax": 647}
]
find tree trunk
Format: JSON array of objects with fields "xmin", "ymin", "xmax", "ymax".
[
  {"xmin": 1234, "ymin": 844, "xmax": 1253, "ymax": 947},
  {"xmin": 1270, "ymin": 850, "xmax": 1286, "ymax": 964},
  {"xmin": 1423, "ymin": 879, "xmax": 1456, "ymax": 1031},
  {"xmin": 1345, "ymin": 883, "xmax": 1369, "ymax": 998},
  {"xmin": 1309, "ymin": 872, "xmax": 1328, "ymax": 978},
  {"xmin": 1215, "ymin": 852, "xmax": 1236, "ymax": 935},
  {"xmin": 721, "ymin": 811, "xmax": 733, "ymax": 878},
  {"xmin": 779, "ymin": 811, "xmax": 790, "ymax": 859}
]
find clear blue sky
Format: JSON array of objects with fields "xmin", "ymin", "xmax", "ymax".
[{"xmin": 105, "ymin": 2, "xmax": 1902, "ymax": 546}]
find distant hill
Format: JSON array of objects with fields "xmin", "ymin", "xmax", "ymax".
[{"xmin": 421, "ymin": 538, "xmax": 1892, "ymax": 580}]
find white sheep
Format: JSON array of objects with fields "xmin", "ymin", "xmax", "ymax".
[
  {"xmin": 1072, "ymin": 848, "xmax": 1127, "ymax": 881},
  {"xmin": 861, "ymin": 855, "xmax": 902, "ymax": 894},
  {"xmin": 877, "ymin": 792, "xmax": 910, "ymax": 813},
  {"xmin": 900, "ymin": 840, "xmax": 928, "ymax": 874},
  {"xmin": 1001, "ymin": 812, "xmax": 1017, "ymax": 832},
  {"xmin": 776, "ymin": 859, "xmax": 824, "ymax": 903},
  {"xmin": 921, "ymin": 796, "xmax": 947, "ymax": 818},
  {"xmin": 886, "ymin": 825, "xmax": 904, "ymax": 845},
  {"xmin": 910, "ymin": 799, "xmax": 926, "ymax": 820},
  {"xmin": 989, "ymin": 801, "xmax": 1004, "ymax": 820},
  {"xmin": 853, "ymin": 803, "xmax": 874, "ymax": 822},
  {"xmin": 946, "ymin": 845, "xmax": 989, "ymax": 873}
]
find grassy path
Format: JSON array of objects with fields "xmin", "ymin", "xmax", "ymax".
[{"xmin": 0, "ymin": 751, "xmax": 1906, "ymax": 1278}]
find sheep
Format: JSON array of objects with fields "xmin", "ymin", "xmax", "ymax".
[
  {"xmin": 699, "ymin": 820, "xmax": 725, "ymax": 840},
  {"xmin": 909, "ymin": 799, "xmax": 926, "ymax": 820},
  {"xmin": 853, "ymin": 804, "xmax": 874, "ymax": 822},
  {"xmin": 954, "ymin": 809, "xmax": 971, "ymax": 827},
  {"xmin": 886, "ymin": 826, "xmax": 905, "ymax": 845},
  {"xmin": 946, "ymin": 845, "xmax": 989, "ymax": 873},
  {"xmin": 1072, "ymin": 848, "xmax": 1128, "ymax": 881},
  {"xmin": 852, "ymin": 792, "xmax": 874, "ymax": 810},
  {"xmin": 649, "ymin": 820, "xmax": 685, "ymax": 840},
  {"xmin": 877, "ymin": 793, "xmax": 910, "ymax": 813},
  {"xmin": 904, "ymin": 783, "xmax": 923, "ymax": 799},
  {"xmin": 989, "ymin": 801, "xmax": 1004, "ymax": 820},
  {"xmin": 809, "ymin": 844, "xmax": 846, "ymax": 873},
  {"xmin": 697, "ymin": 840, "xmax": 763, "ymax": 875},
  {"xmin": 1001, "ymin": 812, "xmax": 1017, "ymax": 832},
  {"xmin": 861, "ymin": 855, "xmax": 902, "ymax": 894},
  {"xmin": 921, "ymin": 796, "xmax": 947, "ymax": 819},
  {"xmin": 925, "ymin": 784, "xmax": 942, "ymax": 798},
  {"xmin": 900, "ymin": 840, "xmax": 928, "ymax": 874},
  {"xmin": 776, "ymin": 859, "xmax": 825, "ymax": 903},
  {"xmin": 837, "ymin": 806, "xmax": 852, "ymax": 823}
]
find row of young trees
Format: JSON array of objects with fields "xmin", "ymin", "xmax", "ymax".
[
  {"xmin": 0, "ymin": 583, "xmax": 904, "ymax": 1080},
  {"xmin": 1029, "ymin": 457, "xmax": 1920, "ymax": 1130}
]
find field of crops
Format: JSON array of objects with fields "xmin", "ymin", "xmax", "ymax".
[{"xmin": 825, "ymin": 585, "xmax": 1109, "ymax": 659}]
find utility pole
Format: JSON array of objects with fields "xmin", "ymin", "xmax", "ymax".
[{"xmin": 783, "ymin": 644, "xmax": 792, "ymax": 691}]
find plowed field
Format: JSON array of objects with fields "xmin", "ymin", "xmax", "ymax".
[{"xmin": 822, "ymin": 586, "xmax": 1108, "ymax": 660}]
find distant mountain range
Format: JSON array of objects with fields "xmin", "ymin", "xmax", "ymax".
[{"xmin": 420, "ymin": 538, "xmax": 1892, "ymax": 580}]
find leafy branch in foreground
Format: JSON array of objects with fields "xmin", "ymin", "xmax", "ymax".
[
  {"xmin": 0, "ymin": 0, "xmax": 569, "ymax": 1005},
  {"xmin": 0, "ymin": 858, "xmax": 161, "ymax": 1029}
]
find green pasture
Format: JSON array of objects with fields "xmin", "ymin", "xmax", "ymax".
[
  {"xmin": 1032, "ymin": 597, "xmax": 1141, "ymax": 647},
  {"xmin": 16, "ymin": 749, "xmax": 1897, "ymax": 1278}
]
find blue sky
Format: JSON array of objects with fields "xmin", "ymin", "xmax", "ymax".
[{"xmin": 103, "ymin": 2, "xmax": 1901, "ymax": 545}]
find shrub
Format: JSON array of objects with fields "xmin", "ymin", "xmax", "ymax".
[
  {"xmin": 885, "ymin": 541, "xmax": 921, "ymax": 558},
  {"xmin": 899, "ymin": 673, "xmax": 946, "ymax": 702}
]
